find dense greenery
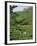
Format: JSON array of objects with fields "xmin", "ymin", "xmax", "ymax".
[{"xmin": 10, "ymin": 7, "xmax": 32, "ymax": 40}]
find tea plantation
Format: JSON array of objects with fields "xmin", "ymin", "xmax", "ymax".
[{"xmin": 10, "ymin": 7, "xmax": 32, "ymax": 40}]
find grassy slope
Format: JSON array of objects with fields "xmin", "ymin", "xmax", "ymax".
[{"xmin": 10, "ymin": 7, "xmax": 32, "ymax": 40}]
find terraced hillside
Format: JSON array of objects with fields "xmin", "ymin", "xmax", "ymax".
[{"xmin": 10, "ymin": 7, "xmax": 33, "ymax": 40}]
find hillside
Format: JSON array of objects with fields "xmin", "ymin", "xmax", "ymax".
[{"xmin": 10, "ymin": 7, "xmax": 32, "ymax": 40}]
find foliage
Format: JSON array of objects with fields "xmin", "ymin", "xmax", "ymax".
[{"xmin": 10, "ymin": 7, "xmax": 32, "ymax": 40}]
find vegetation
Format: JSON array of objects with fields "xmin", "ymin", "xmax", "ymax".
[{"xmin": 10, "ymin": 7, "xmax": 32, "ymax": 40}]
